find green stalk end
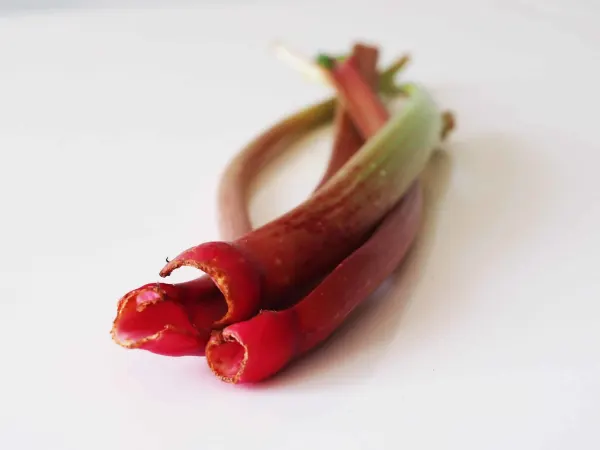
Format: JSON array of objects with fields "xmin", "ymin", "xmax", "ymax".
[{"xmin": 315, "ymin": 53, "xmax": 337, "ymax": 70}]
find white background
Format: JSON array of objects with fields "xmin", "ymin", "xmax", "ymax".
[{"xmin": 1, "ymin": 1, "xmax": 599, "ymax": 449}]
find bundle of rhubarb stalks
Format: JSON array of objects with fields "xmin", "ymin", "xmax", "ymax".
[{"xmin": 111, "ymin": 42, "xmax": 455, "ymax": 384}]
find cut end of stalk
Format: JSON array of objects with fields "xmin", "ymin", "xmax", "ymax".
[
  {"xmin": 441, "ymin": 110, "xmax": 456, "ymax": 140},
  {"xmin": 206, "ymin": 331, "xmax": 247, "ymax": 384},
  {"xmin": 384, "ymin": 54, "xmax": 411, "ymax": 75},
  {"xmin": 205, "ymin": 310, "xmax": 300, "ymax": 384},
  {"xmin": 159, "ymin": 258, "xmax": 231, "ymax": 325},
  {"xmin": 315, "ymin": 53, "xmax": 337, "ymax": 70},
  {"xmin": 111, "ymin": 284, "xmax": 206, "ymax": 357},
  {"xmin": 378, "ymin": 54, "xmax": 411, "ymax": 95},
  {"xmin": 159, "ymin": 241, "xmax": 262, "ymax": 327}
]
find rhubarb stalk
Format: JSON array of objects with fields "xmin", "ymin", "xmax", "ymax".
[
  {"xmin": 205, "ymin": 54, "xmax": 431, "ymax": 382},
  {"xmin": 206, "ymin": 184, "xmax": 423, "ymax": 382},
  {"xmin": 315, "ymin": 44, "xmax": 380, "ymax": 190}
]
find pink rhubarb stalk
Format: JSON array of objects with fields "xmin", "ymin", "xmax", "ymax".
[
  {"xmin": 205, "ymin": 54, "xmax": 427, "ymax": 382},
  {"xmin": 314, "ymin": 44, "xmax": 380, "ymax": 189}
]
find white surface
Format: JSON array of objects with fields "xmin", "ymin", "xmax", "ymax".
[{"xmin": 1, "ymin": 1, "xmax": 599, "ymax": 449}]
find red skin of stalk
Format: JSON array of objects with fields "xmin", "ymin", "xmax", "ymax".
[
  {"xmin": 205, "ymin": 55, "xmax": 423, "ymax": 383},
  {"xmin": 111, "ymin": 45, "xmax": 380, "ymax": 356},
  {"xmin": 326, "ymin": 55, "xmax": 390, "ymax": 138}
]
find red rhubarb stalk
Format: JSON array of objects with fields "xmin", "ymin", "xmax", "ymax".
[
  {"xmin": 205, "ymin": 54, "xmax": 429, "ymax": 382},
  {"xmin": 112, "ymin": 277, "xmax": 225, "ymax": 356},
  {"xmin": 205, "ymin": 183, "xmax": 423, "ymax": 382},
  {"xmin": 111, "ymin": 45, "xmax": 386, "ymax": 356},
  {"xmin": 314, "ymin": 44, "xmax": 380, "ymax": 189},
  {"xmin": 318, "ymin": 55, "xmax": 389, "ymax": 138},
  {"xmin": 204, "ymin": 55, "xmax": 455, "ymax": 382}
]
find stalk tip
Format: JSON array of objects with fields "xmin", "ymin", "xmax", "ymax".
[{"xmin": 316, "ymin": 53, "xmax": 337, "ymax": 70}]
